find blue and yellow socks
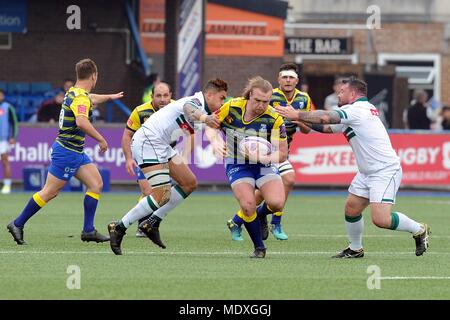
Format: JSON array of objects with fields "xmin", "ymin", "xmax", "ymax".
[{"xmin": 14, "ymin": 193, "xmax": 47, "ymax": 228}]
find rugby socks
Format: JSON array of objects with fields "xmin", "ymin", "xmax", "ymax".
[
  {"xmin": 83, "ymin": 192, "xmax": 99, "ymax": 233},
  {"xmin": 390, "ymin": 212, "xmax": 422, "ymax": 234},
  {"xmin": 119, "ymin": 195, "xmax": 160, "ymax": 229},
  {"xmin": 3, "ymin": 179, "xmax": 11, "ymax": 187},
  {"xmin": 233, "ymin": 211, "xmax": 245, "ymax": 227},
  {"xmin": 271, "ymin": 211, "xmax": 283, "ymax": 225},
  {"xmin": 137, "ymin": 195, "xmax": 151, "ymax": 225},
  {"xmin": 14, "ymin": 193, "xmax": 47, "ymax": 228},
  {"xmin": 256, "ymin": 202, "xmax": 273, "ymax": 218},
  {"xmin": 154, "ymin": 185, "xmax": 190, "ymax": 220},
  {"xmin": 345, "ymin": 214, "xmax": 364, "ymax": 251},
  {"xmin": 243, "ymin": 212, "xmax": 265, "ymax": 249}
]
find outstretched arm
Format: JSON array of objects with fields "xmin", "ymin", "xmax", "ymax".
[
  {"xmin": 183, "ymin": 103, "xmax": 220, "ymax": 128},
  {"xmin": 275, "ymin": 105, "xmax": 341, "ymax": 125},
  {"xmin": 89, "ymin": 92, "xmax": 124, "ymax": 105},
  {"xmin": 293, "ymin": 121, "xmax": 334, "ymax": 133}
]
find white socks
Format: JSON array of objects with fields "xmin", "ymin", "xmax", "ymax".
[
  {"xmin": 153, "ymin": 186, "xmax": 187, "ymax": 220},
  {"xmin": 391, "ymin": 212, "xmax": 422, "ymax": 234},
  {"xmin": 121, "ymin": 195, "xmax": 160, "ymax": 228},
  {"xmin": 345, "ymin": 214, "xmax": 364, "ymax": 251}
]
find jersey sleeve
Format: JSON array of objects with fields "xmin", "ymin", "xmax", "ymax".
[
  {"xmin": 270, "ymin": 115, "xmax": 287, "ymax": 142},
  {"xmin": 70, "ymin": 95, "xmax": 91, "ymax": 118},
  {"xmin": 215, "ymin": 100, "xmax": 231, "ymax": 123},
  {"xmin": 126, "ymin": 108, "xmax": 141, "ymax": 132},
  {"xmin": 185, "ymin": 96, "xmax": 204, "ymax": 112},
  {"xmin": 335, "ymin": 105, "xmax": 361, "ymax": 125}
]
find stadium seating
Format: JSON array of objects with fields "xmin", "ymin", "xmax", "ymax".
[{"xmin": 1, "ymin": 81, "xmax": 53, "ymax": 121}]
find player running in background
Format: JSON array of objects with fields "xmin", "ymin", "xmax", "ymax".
[
  {"xmin": 254, "ymin": 63, "xmax": 312, "ymax": 241},
  {"xmin": 0, "ymin": 89, "xmax": 18, "ymax": 194},
  {"xmin": 276, "ymin": 77, "xmax": 429, "ymax": 258},
  {"xmin": 107, "ymin": 79, "xmax": 228, "ymax": 255},
  {"xmin": 7, "ymin": 58, "xmax": 123, "ymax": 245},
  {"xmin": 208, "ymin": 76, "xmax": 288, "ymax": 258}
]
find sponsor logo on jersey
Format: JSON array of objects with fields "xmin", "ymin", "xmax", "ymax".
[{"xmin": 78, "ymin": 105, "xmax": 87, "ymax": 115}]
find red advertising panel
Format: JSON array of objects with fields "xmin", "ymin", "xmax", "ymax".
[{"xmin": 289, "ymin": 132, "xmax": 450, "ymax": 186}]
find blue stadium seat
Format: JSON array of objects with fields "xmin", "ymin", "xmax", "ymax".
[
  {"xmin": 7, "ymin": 82, "xmax": 30, "ymax": 94},
  {"xmin": 30, "ymin": 82, "xmax": 53, "ymax": 94},
  {"xmin": 0, "ymin": 82, "xmax": 6, "ymax": 92}
]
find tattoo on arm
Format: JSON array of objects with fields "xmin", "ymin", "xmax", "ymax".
[
  {"xmin": 311, "ymin": 124, "xmax": 334, "ymax": 133},
  {"xmin": 183, "ymin": 103, "xmax": 202, "ymax": 122},
  {"xmin": 298, "ymin": 110, "xmax": 342, "ymax": 124}
]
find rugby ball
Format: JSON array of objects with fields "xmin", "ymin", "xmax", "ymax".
[{"xmin": 239, "ymin": 136, "xmax": 272, "ymax": 158}]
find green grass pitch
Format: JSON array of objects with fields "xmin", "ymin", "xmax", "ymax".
[{"xmin": 0, "ymin": 191, "xmax": 449, "ymax": 300}]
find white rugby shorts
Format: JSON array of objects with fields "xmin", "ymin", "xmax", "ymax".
[
  {"xmin": 348, "ymin": 164, "xmax": 402, "ymax": 204},
  {"xmin": 0, "ymin": 140, "xmax": 10, "ymax": 154},
  {"xmin": 131, "ymin": 128, "xmax": 177, "ymax": 165}
]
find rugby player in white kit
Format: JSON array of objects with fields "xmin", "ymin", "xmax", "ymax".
[
  {"xmin": 276, "ymin": 77, "xmax": 429, "ymax": 258},
  {"xmin": 108, "ymin": 79, "xmax": 228, "ymax": 255}
]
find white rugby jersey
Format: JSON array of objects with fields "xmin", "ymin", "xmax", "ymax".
[
  {"xmin": 331, "ymin": 97, "xmax": 400, "ymax": 174},
  {"xmin": 141, "ymin": 91, "xmax": 208, "ymax": 144}
]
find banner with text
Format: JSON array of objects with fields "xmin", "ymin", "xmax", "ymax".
[
  {"xmin": 289, "ymin": 132, "xmax": 450, "ymax": 186},
  {"xmin": 5, "ymin": 127, "xmax": 450, "ymax": 186}
]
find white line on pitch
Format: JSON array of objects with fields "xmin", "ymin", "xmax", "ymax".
[
  {"xmin": 379, "ymin": 276, "xmax": 450, "ymax": 280},
  {"xmin": 0, "ymin": 250, "xmax": 448, "ymax": 256}
]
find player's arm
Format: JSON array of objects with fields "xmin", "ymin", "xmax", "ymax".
[
  {"xmin": 7, "ymin": 104, "xmax": 18, "ymax": 144},
  {"xmin": 183, "ymin": 102, "xmax": 220, "ymax": 128},
  {"xmin": 122, "ymin": 109, "xmax": 141, "ymax": 175},
  {"xmin": 89, "ymin": 92, "xmax": 124, "ymax": 105},
  {"xmin": 275, "ymin": 105, "xmax": 341, "ymax": 125},
  {"xmin": 72, "ymin": 96, "xmax": 108, "ymax": 152},
  {"xmin": 205, "ymin": 126, "xmax": 226, "ymax": 158},
  {"xmin": 293, "ymin": 121, "xmax": 334, "ymax": 133},
  {"xmin": 121, "ymin": 128, "xmax": 137, "ymax": 176},
  {"xmin": 76, "ymin": 116, "xmax": 108, "ymax": 153},
  {"xmin": 180, "ymin": 133, "xmax": 195, "ymax": 163},
  {"xmin": 265, "ymin": 118, "xmax": 288, "ymax": 164}
]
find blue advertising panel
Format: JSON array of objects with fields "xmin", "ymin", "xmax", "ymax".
[
  {"xmin": 0, "ymin": 0, "xmax": 27, "ymax": 33},
  {"xmin": 177, "ymin": 0, "xmax": 203, "ymax": 97}
]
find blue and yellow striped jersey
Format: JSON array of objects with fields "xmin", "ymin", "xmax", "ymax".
[
  {"xmin": 217, "ymin": 97, "xmax": 287, "ymax": 161},
  {"xmin": 126, "ymin": 99, "xmax": 175, "ymax": 132},
  {"xmin": 56, "ymin": 86, "xmax": 92, "ymax": 153},
  {"xmin": 270, "ymin": 88, "xmax": 311, "ymax": 145},
  {"xmin": 126, "ymin": 101, "xmax": 157, "ymax": 132}
]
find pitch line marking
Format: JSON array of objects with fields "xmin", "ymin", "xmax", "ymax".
[
  {"xmin": 379, "ymin": 276, "xmax": 450, "ymax": 280},
  {"xmin": 0, "ymin": 250, "xmax": 448, "ymax": 256}
]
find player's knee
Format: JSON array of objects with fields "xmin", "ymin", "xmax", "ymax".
[
  {"xmin": 240, "ymin": 201, "xmax": 256, "ymax": 217},
  {"xmin": 158, "ymin": 186, "xmax": 171, "ymax": 206},
  {"xmin": 282, "ymin": 173, "xmax": 295, "ymax": 189},
  {"xmin": 266, "ymin": 200, "xmax": 284, "ymax": 213},
  {"xmin": 345, "ymin": 202, "xmax": 360, "ymax": 216},
  {"xmin": 89, "ymin": 180, "xmax": 103, "ymax": 194},
  {"xmin": 141, "ymin": 185, "xmax": 152, "ymax": 196}
]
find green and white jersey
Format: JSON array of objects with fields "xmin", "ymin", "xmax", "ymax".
[
  {"xmin": 331, "ymin": 97, "xmax": 400, "ymax": 175},
  {"xmin": 141, "ymin": 91, "xmax": 209, "ymax": 145}
]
